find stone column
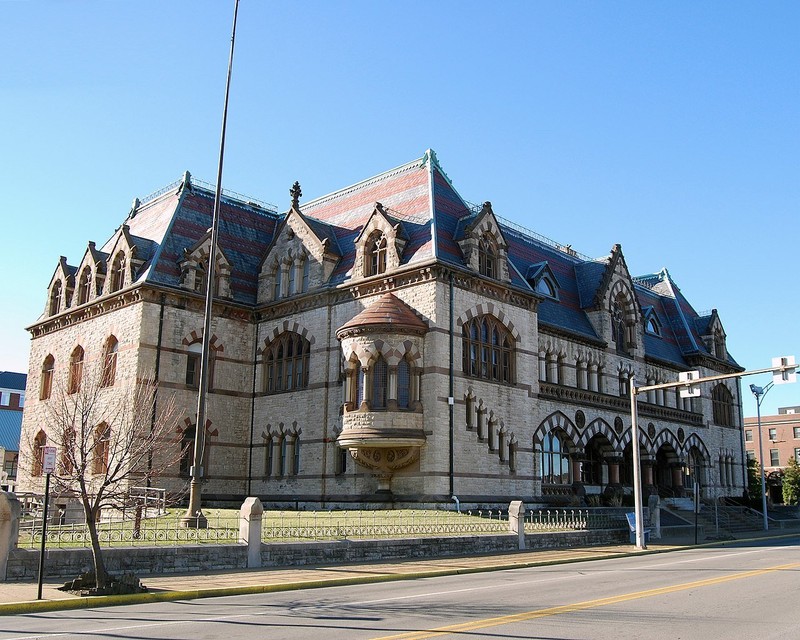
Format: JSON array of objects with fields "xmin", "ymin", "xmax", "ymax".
[
  {"xmin": 538, "ymin": 352, "xmax": 547, "ymax": 381},
  {"xmin": 238, "ymin": 497, "xmax": 263, "ymax": 569},
  {"xmin": 547, "ymin": 357, "xmax": 558, "ymax": 384},
  {"xmin": 577, "ymin": 362, "xmax": 587, "ymax": 390},
  {"xmin": 508, "ymin": 500, "xmax": 526, "ymax": 550},
  {"xmin": 671, "ymin": 463, "xmax": 685, "ymax": 497}
]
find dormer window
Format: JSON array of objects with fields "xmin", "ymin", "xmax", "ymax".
[
  {"xmin": 643, "ymin": 308, "xmax": 662, "ymax": 337},
  {"xmin": 611, "ymin": 294, "xmax": 633, "ymax": 355},
  {"xmin": 535, "ymin": 277, "xmax": 556, "ymax": 298},
  {"xmin": 109, "ymin": 252, "xmax": 126, "ymax": 292},
  {"xmin": 713, "ymin": 329, "xmax": 726, "ymax": 360},
  {"xmin": 49, "ymin": 281, "xmax": 63, "ymax": 316},
  {"xmin": 366, "ymin": 232, "xmax": 387, "ymax": 276},
  {"xmin": 478, "ymin": 235, "xmax": 497, "ymax": 278},
  {"xmin": 76, "ymin": 267, "xmax": 92, "ymax": 306}
]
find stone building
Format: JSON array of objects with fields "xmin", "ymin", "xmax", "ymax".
[{"xmin": 18, "ymin": 151, "xmax": 745, "ymax": 508}]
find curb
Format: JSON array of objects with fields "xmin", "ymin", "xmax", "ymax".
[{"xmin": 2, "ymin": 534, "xmax": 794, "ymax": 616}]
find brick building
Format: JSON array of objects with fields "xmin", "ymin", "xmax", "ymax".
[
  {"xmin": 0, "ymin": 371, "xmax": 26, "ymax": 491},
  {"xmin": 18, "ymin": 151, "xmax": 745, "ymax": 508},
  {"xmin": 744, "ymin": 406, "xmax": 800, "ymax": 473}
]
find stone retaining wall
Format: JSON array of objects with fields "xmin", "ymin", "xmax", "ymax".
[{"xmin": 6, "ymin": 529, "xmax": 625, "ymax": 581}]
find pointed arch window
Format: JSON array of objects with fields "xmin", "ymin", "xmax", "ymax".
[
  {"xmin": 541, "ymin": 431, "xmax": 571, "ymax": 484},
  {"xmin": 371, "ymin": 356, "xmax": 388, "ymax": 409},
  {"xmin": 713, "ymin": 329, "xmax": 726, "ymax": 360},
  {"xmin": 712, "ymin": 383, "xmax": 735, "ymax": 427},
  {"xmin": 366, "ymin": 232, "xmax": 387, "ymax": 277},
  {"xmin": 611, "ymin": 294, "xmax": 633, "ymax": 355},
  {"xmin": 49, "ymin": 281, "xmax": 63, "ymax": 316},
  {"xmin": 478, "ymin": 235, "xmax": 497, "ymax": 278},
  {"xmin": 32, "ymin": 431, "xmax": 47, "ymax": 477},
  {"xmin": 68, "ymin": 346, "xmax": 84, "ymax": 395},
  {"xmin": 40, "ymin": 355, "xmax": 55, "ymax": 400},
  {"xmin": 535, "ymin": 277, "xmax": 556, "ymax": 298},
  {"xmin": 92, "ymin": 423, "xmax": 111, "ymax": 475},
  {"xmin": 101, "ymin": 336, "xmax": 119, "ymax": 387},
  {"xmin": 462, "ymin": 315, "xmax": 514, "ymax": 383},
  {"xmin": 77, "ymin": 267, "xmax": 92, "ymax": 306},
  {"xmin": 263, "ymin": 332, "xmax": 311, "ymax": 394},
  {"xmin": 109, "ymin": 252, "xmax": 126, "ymax": 292},
  {"xmin": 302, "ymin": 258, "xmax": 310, "ymax": 292},
  {"xmin": 273, "ymin": 265, "xmax": 283, "ymax": 300}
]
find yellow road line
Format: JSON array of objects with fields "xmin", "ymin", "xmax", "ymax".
[{"xmin": 372, "ymin": 562, "xmax": 800, "ymax": 640}]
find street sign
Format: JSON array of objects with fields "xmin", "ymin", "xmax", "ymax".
[
  {"xmin": 42, "ymin": 446, "xmax": 56, "ymax": 474},
  {"xmin": 772, "ymin": 356, "xmax": 796, "ymax": 385},
  {"xmin": 678, "ymin": 371, "xmax": 701, "ymax": 398}
]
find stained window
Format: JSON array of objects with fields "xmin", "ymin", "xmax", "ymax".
[
  {"xmin": 263, "ymin": 332, "xmax": 311, "ymax": 394},
  {"xmin": 68, "ymin": 346, "xmax": 84, "ymax": 395},
  {"xmin": 711, "ymin": 383, "xmax": 735, "ymax": 427},
  {"xmin": 101, "ymin": 336, "xmax": 118, "ymax": 387},
  {"xmin": 40, "ymin": 355, "xmax": 55, "ymax": 400},
  {"xmin": 462, "ymin": 315, "xmax": 514, "ymax": 383}
]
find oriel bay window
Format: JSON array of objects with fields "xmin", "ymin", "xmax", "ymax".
[
  {"xmin": 345, "ymin": 354, "xmax": 420, "ymax": 411},
  {"xmin": 462, "ymin": 315, "xmax": 514, "ymax": 384}
]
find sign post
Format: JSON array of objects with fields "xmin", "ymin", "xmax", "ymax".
[{"xmin": 36, "ymin": 446, "xmax": 56, "ymax": 600}]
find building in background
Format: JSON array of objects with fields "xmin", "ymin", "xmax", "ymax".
[
  {"xmin": 743, "ymin": 406, "xmax": 800, "ymax": 503},
  {"xmin": 0, "ymin": 371, "xmax": 25, "ymax": 491},
  {"xmin": 17, "ymin": 151, "xmax": 744, "ymax": 508}
]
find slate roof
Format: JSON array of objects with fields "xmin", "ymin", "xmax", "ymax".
[
  {"xmin": 0, "ymin": 410, "xmax": 21, "ymax": 451},
  {"xmin": 52, "ymin": 150, "xmax": 736, "ymax": 371},
  {"xmin": 0, "ymin": 372, "xmax": 26, "ymax": 391}
]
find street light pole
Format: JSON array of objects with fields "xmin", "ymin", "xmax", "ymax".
[
  {"xmin": 750, "ymin": 382, "xmax": 773, "ymax": 531},
  {"xmin": 629, "ymin": 375, "xmax": 646, "ymax": 549}
]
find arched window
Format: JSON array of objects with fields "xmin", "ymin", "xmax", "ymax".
[
  {"xmin": 49, "ymin": 281, "xmax": 63, "ymax": 316},
  {"xmin": 541, "ymin": 431, "xmax": 570, "ymax": 484},
  {"xmin": 535, "ymin": 277, "xmax": 555, "ymax": 297},
  {"xmin": 263, "ymin": 332, "xmax": 311, "ymax": 394},
  {"xmin": 68, "ymin": 346, "xmax": 84, "ymax": 395},
  {"xmin": 288, "ymin": 261, "xmax": 296, "ymax": 295},
  {"xmin": 611, "ymin": 294, "xmax": 631, "ymax": 355},
  {"xmin": 712, "ymin": 383, "xmax": 735, "ymax": 427},
  {"xmin": 109, "ymin": 252, "xmax": 126, "ymax": 292},
  {"xmin": 194, "ymin": 257, "xmax": 220, "ymax": 296},
  {"xmin": 185, "ymin": 342, "xmax": 202, "ymax": 387},
  {"xmin": 371, "ymin": 356, "xmax": 388, "ymax": 409},
  {"xmin": 32, "ymin": 431, "xmax": 47, "ymax": 477},
  {"xmin": 713, "ymin": 330, "xmax": 726, "ymax": 360},
  {"xmin": 366, "ymin": 232, "xmax": 387, "ymax": 276},
  {"xmin": 40, "ymin": 355, "xmax": 55, "ymax": 400},
  {"xmin": 92, "ymin": 424, "xmax": 110, "ymax": 475},
  {"xmin": 478, "ymin": 235, "xmax": 497, "ymax": 278},
  {"xmin": 462, "ymin": 315, "xmax": 514, "ymax": 383},
  {"xmin": 101, "ymin": 336, "xmax": 119, "ymax": 387},
  {"xmin": 60, "ymin": 427, "xmax": 76, "ymax": 475},
  {"xmin": 645, "ymin": 316, "xmax": 660, "ymax": 336},
  {"xmin": 76, "ymin": 267, "xmax": 92, "ymax": 306},
  {"xmin": 397, "ymin": 358, "xmax": 411, "ymax": 409},
  {"xmin": 180, "ymin": 427, "xmax": 195, "ymax": 477}
]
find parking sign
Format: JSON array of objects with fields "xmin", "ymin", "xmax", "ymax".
[{"xmin": 42, "ymin": 446, "xmax": 57, "ymax": 474}]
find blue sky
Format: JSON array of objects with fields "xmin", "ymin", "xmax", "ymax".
[{"xmin": 1, "ymin": 1, "xmax": 797, "ymax": 417}]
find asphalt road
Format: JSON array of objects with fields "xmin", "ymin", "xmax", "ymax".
[{"xmin": 2, "ymin": 538, "xmax": 799, "ymax": 640}]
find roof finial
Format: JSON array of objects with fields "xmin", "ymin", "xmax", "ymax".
[{"xmin": 290, "ymin": 181, "xmax": 302, "ymax": 209}]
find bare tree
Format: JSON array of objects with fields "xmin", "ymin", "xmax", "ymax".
[{"xmin": 33, "ymin": 365, "xmax": 181, "ymax": 590}]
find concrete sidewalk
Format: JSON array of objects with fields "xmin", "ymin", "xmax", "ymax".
[{"xmin": 1, "ymin": 530, "xmax": 795, "ymax": 616}]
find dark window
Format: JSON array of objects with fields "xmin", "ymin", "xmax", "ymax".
[
  {"xmin": 77, "ymin": 267, "xmax": 92, "ymax": 305},
  {"xmin": 711, "ymin": 384, "xmax": 735, "ymax": 427},
  {"xmin": 478, "ymin": 235, "xmax": 497, "ymax": 278},
  {"xmin": 68, "ymin": 346, "xmax": 84, "ymax": 395},
  {"xmin": 770, "ymin": 449, "xmax": 780, "ymax": 466},
  {"xmin": 32, "ymin": 431, "xmax": 47, "ymax": 477},
  {"xmin": 371, "ymin": 356, "xmax": 388, "ymax": 409},
  {"xmin": 186, "ymin": 343, "xmax": 202, "ymax": 387},
  {"xmin": 263, "ymin": 332, "xmax": 311, "ymax": 394},
  {"xmin": 462, "ymin": 315, "xmax": 514, "ymax": 383},
  {"xmin": 110, "ymin": 252, "xmax": 126, "ymax": 292},
  {"xmin": 745, "ymin": 430, "xmax": 753, "ymax": 442},
  {"xmin": 49, "ymin": 281, "xmax": 62, "ymax": 316},
  {"xmin": 768, "ymin": 428, "xmax": 777, "ymax": 441},
  {"xmin": 40, "ymin": 355, "xmax": 55, "ymax": 400},
  {"xmin": 101, "ymin": 336, "xmax": 118, "ymax": 387},
  {"xmin": 366, "ymin": 232, "xmax": 387, "ymax": 276},
  {"xmin": 397, "ymin": 359, "xmax": 411, "ymax": 409}
]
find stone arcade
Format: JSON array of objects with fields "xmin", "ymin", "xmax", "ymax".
[{"xmin": 18, "ymin": 151, "xmax": 745, "ymax": 508}]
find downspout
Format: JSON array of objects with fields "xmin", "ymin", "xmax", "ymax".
[
  {"xmin": 449, "ymin": 272, "xmax": 455, "ymax": 499},
  {"xmin": 147, "ymin": 292, "xmax": 166, "ymax": 487},
  {"xmin": 321, "ymin": 293, "xmax": 334, "ymax": 508},
  {"xmin": 247, "ymin": 316, "xmax": 258, "ymax": 497}
]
